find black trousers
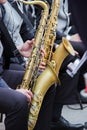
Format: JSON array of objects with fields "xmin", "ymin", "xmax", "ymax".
[
  {"xmin": 0, "ymin": 63, "xmax": 29, "ymax": 130},
  {"xmin": 0, "ymin": 88, "xmax": 29, "ymax": 130},
  {"xmin": 34, "ymin": 85, "xmax": 56, "ymax": 130},
  {"xmin": 0, "ymin": 63, "xmax": 56, "ymax": 130}
]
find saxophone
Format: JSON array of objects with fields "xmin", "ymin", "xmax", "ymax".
[
  {"xmin": 18, "ymin": 0, "xmax": 49, "ymax": 89},
  {"xmin": 17, "ymin": 0, "xmax": 75, "ymax": 130},
  {"xmin": 17, "ymin": 0, "xmax": 50, "ymax": 129}
]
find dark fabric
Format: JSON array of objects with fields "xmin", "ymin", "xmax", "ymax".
[
  {"xmin": 34, "ymin": 85, "xmax": 56, "ymax": 130},
  {"xmin": 26, "ymin": 5, "xmax": 36, "ymax": 27},
  {"xmin": 0, "ymin": 4, "xmax": 5, "ymax": 19},
  {"xmin": 9, "ymin": 63, "xmax": 25, "ymax": 70},
  {"xmin": 0, "ymin": 20, "xmax": 14, "ymax": 69},
  {"xmin": 0, "ymin": 63, "xmax": 28, "ymax": 130},
  {"xmin": 12, "ymin": 2, "xmax": 35, "ymax": 40},
  {"xmin": 55, "ymin": 71, "xmax": 80, "ymax": 104},
  {"xmin": 52, "ymin": 103, "xmax": 63, "ymax": 122},
  {"xmin": 0, "ymin": 63, "xmax": 24, "ymax": 89},
  {"xmin": 70, "ymin": 41, "xmax": 87, "ymax": 57},
  {"xmin": 0, "ymin": 77, "xmax": 9, "ymax": 88},
  {"xmin": 1, "ymin": 68, "xmax": 24, "ymax": 89},
  {"xmin": 0, "ymin": 88, "xmax": 29, "ymax": 130},
  {"xmin": 0, "ymin": 58, "xmax": 3, "ymax": 75},
  {"xmin": 68, "ymin": 0, "xmax": 87, "ymax": 48},
  {"xmin": 0, "ymin": 20, "xmax": 24, "ymax": 68},
  {"xmin": 0, "ymin": 20, "xmax": 19, "ymax": 56}
]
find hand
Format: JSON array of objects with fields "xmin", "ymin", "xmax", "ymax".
[
  {"xmin": 0, "ymin": 0, "xmax": 7, "ymax": 4},
  {"xmin": 70, "ymin": 34, "xmax": 82, "ymax": 42},
  {"xmin": 39, "ymin": 46, "xmax": 46, "ymax": 71},
  {"xmin": 25, "ymin": 45, "xmax": 46, "ymax": 71},
  {"xmin": 39, "ymin": 61, "xmax": 46, "ymax": 71},
  {"xmin": 18, "ymin": 39, "xmax": 34, "ymax": 58},
  {"xmin": 16, "ymin": 88, "xmax": 33, "ymax": 103}
]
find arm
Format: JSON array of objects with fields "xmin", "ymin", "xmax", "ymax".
[{"xmin": 17, "ymin": 39, "xmax": 34, "ymax": 58}]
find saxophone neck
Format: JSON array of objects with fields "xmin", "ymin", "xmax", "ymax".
[{"xmin": 17, "ymin": 0, "xmax": 49, "ymax": 12}]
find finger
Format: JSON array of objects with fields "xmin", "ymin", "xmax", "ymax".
[
  {"xmin": 41, "ymin": 47, "xmax": 45, "ymax": 54},
  {"xmin": 39, "ymin": 64, "xmax": 46, "ymax": 70},
  {"xmin": 75, "ymin": 50, "xmax": 79, "ymax": 55},
  {"xmin": 25, "ymin": 90, "xmax": 33, "ymax": 102},
  {"xmin": 27, "ymin": 90, "xmax": 33, "ymax": 98},
  {"xmin": 26, "ymin": 93, "xmax": 32, "ymax": 103},
  {"xmin": 40, "ymin": 61, "xmax": 46, "ymax": 65},
  {"xmin": 26, "ymin": 40, "xmax": 33, "ymax": 46},
  {"xmin": 32, "ymin": 38, "xmax": 35, "ymax": 42}
]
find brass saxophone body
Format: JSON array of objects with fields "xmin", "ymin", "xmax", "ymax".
[
  {"xmin": 27, "ymin": 0, "xmax": 75, "ymax": 130},
  {"xmin": 17, "ymin": 0, "xmax": 75, "ymax": 130}
]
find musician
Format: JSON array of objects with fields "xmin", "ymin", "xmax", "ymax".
[{"xmin": 0, "ymin": 0, "xmax": 56, "ymax": 130}]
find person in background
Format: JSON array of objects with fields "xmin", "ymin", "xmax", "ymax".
[
  {"xmin": 54, "ymin": 0, "xmax": 86, "ymax": 57},
  {"xmin": 51, "ymin": 0, "xmax": 86, "ymax": 129},
  {"xmin": 68, "ymin": 0, "xmax": 87, "ymax": 48},
  {"xmin": 68, "ymin": 0, "xmax": 87, "ymax": 104}
]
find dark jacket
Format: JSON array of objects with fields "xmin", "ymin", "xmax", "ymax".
[{"xmin": 68, "ymin": 0, "xmax": 87, "ymax": 48}]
